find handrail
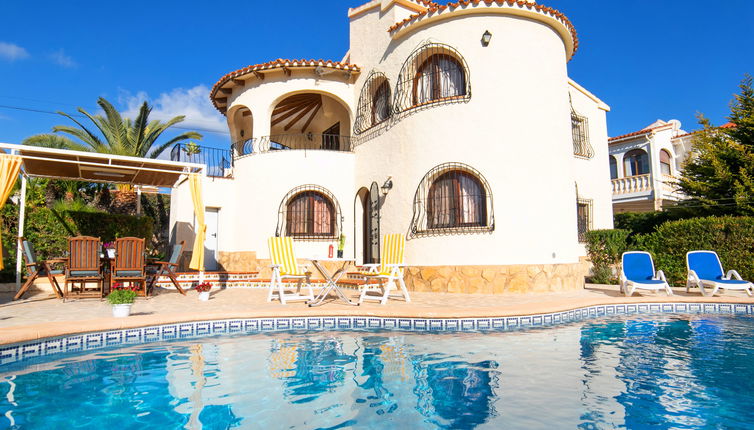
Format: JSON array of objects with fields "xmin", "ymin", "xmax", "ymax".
[
  {"xmin": 233, "ymin": 133, "xmax": 353, "ymax": 160},
  {"xmin": 170, "ymin": 144, "xmax": 233, "ymax": 178},
  {"xmin": 611, "ymin": 174, "xmax": 651, "ymax": 194}
]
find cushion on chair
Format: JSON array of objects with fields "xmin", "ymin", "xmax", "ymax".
[
  {"xmin": 688, "ymin": 252, "xmax": 724, "ymax": 280},
  {"xmin": 22, "ymin": 241, "xmax": 37, "ymax": 264},
  {"xmin": 115, "ymin": 270, "xmax": 144, "ymax": 277},
  {"xmin": 622, "ymin": 253, "xmax": 656, "ymax": 283},
  {"xmin": 69, "ymin": 270, "xmax": 101, "ymax": 278},
  {"xmin": 704, "ymin": 278, "xmax": 751, "ymax": 286},
  {"xmin": 169, "ymin": 244, "xmax": 183, "ymax": 264},
  {"xmin": 45, "ymin": 269, "xmax": 64, "ymax": 276}
]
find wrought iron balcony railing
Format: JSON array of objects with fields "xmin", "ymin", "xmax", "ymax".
[
  {"xmin": 170, "ymin": 144, "xmax": 233, "ymax": 178},
  {"xmin": 233, "ymin": 133, "xmax": 353, "ymax": 160}
]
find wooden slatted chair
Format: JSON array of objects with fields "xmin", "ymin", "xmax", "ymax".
[
  {"xmin": 112, "ymin": 237, "xmax": 147, "ymax": 297},
  {"xmin": 359, "ymin": 234, "xmax": 411, "ymax": 305},
  {"xmin": 268, "ymin": 237, "xmax": 314, "ymax": 304},
  {"xmin": 146, "ymin": 241, "xmax": 186, "ymax": 295},
  {"xmin": 13, "ymin": 237, "xmax": 65, "ymax": 300},
  {"xmin": 65, "ymin": 236, "xmax": 103, "ymax": 300}
]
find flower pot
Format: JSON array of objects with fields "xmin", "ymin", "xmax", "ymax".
[
  {"xmin": 198, "ymin": 291, "xmax": 210, "ymax": 301},
  {"xmin": 112, "ymin": 303, "xmax": 132, "ymax": 318}
]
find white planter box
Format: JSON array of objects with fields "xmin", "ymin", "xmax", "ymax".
[
  {"xmin": 112, "ymin": 303, "xmax": 132, "ymax": 318},
  {"xmin": 198, "ymin": 291, "xmax": 210, "ymax": 301}
]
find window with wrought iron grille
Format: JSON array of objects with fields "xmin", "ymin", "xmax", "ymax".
[
  {"xmin": 409, "ymin": 163, "xmax": 494, "ymax": 237},
  {"xmin": 571, "ymin": 110, "xmax": 594, "ymax": 159},
  {"xmin": 395, "ymin": 43, "xmax": 471, "ymax": 113},
  {"xmin": 354, "ymin": 72, "xmax": 392, "ymax": 134},
  {"xmin": 277, "ymin": 185, "xmax": 342, "ymax": 240},
  {"xmin": 577, "ymin": 198, "xmax": 592, "ymax": 243}
]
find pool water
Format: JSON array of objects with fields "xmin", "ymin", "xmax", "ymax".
[{"xmin": 2, "ymin": 314, "xmax": 754, "ymax": 429}]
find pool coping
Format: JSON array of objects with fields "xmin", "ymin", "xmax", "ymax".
[{"xmin": 2, "ymin": 300, "xmax": 753, "ymax": 367}]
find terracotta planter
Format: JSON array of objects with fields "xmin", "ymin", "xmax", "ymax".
[
  {"xmin": 112, "ymin": 303, "xmax": 132, "ymax": 318},
  {"xmin": 198, "ymin": 291, "xmax": 210, "ymax": 301}
]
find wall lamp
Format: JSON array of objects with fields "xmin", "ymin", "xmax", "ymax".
[
  {"xmin": 481, "ymin": 30, "xmax": 492, "ymax": 47},
  {"xmin": 381, "ymin": 176, "xmax": 393, "ymax": 196}
]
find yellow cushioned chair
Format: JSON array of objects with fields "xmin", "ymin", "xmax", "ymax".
[
  {"xmin": 359, "ymin": 234, "xmax": 411, "ymax": 305},
  {"xmin": 268, "ymin": 237, "xmax": 314, "ymax": 304}
]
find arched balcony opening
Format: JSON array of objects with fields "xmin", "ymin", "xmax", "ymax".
[
  {"xmin": 262, "ymin": 92, "xmax": 353, "ymax": 152},
  {"xmin": 623, "ymin": 149, "xmax": 649, "ymax": 177},
  {"xmin": 228, "ymin": 105, "xmax": 253, "ymax": 156},
  {"xmin": 609, "ymin": 155, "xmax": 618, "ymax": 179}
]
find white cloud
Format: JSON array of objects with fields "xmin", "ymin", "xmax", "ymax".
[
  {"xmin": 0, "ymin": 42, "xmax": 29, "ymax": 61},
  {"xmin": 48, "ymin": 49, "xmax": 76, "ymax": 68},
  {"xmin": 120, "ymin": 85, "xmax": 227, "ymax": 134}
]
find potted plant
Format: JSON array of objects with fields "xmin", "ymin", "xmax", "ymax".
[
  {"xmin": 196, "ymin": 282, "xmax": 212, "ymax": 301},
  {"xmin": 107, "ymin": 283, "xmax": 137, "ymax": 317},
  {"xmin": 103, "ymin": 241, "xmax": 116, "ymax": 259}
]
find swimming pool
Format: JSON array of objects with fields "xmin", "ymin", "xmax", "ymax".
[{"xmin": 2, "ymin": 314, "xmax": 754, "ymax": 429}]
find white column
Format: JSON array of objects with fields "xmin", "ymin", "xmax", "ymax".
[{"xmin": 15, "ymin": 175, "xmax": 27, "ymax": 290}]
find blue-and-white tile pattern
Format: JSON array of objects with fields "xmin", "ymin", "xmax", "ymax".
[{"xmin": 2, "ymin": 302, "xmax": 753, "ymax": 367}]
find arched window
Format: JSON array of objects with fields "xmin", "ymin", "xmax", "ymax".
[
  {"xmin": 623, "ymin": 149, "xmax": 649, "ymax": 176},
  {"xmin": 660, "ymin": 149, "xmax": 672, "ymax": 175},
  {"xmin": 609, "ymin": 156, "xmax": 618, "ymax": 179},
  {"xmin": 285, "ymin": 191, "xmax": 335, "ymax": 237},
  {"xmin": 354, "ymin": 72, "xmax": 392, "ymax": 134},
  {"xmin": 413, "ymin": 54, "xmax": 466, "ymax": 105},
  {"xmin": 395, "ymin": 43, "xmax": 471, "ymax": 112},
  {"xmin": 428, "ymin": 171, "xmax": 486, "ymax": 229}
]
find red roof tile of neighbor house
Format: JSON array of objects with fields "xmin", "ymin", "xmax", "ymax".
[
  {"xmin": 608, "ymin": 124, "xmax": 674, "ymax": 142},
  {"xmin": 387, "ymin": 0, "xmax": 578, "ymax": 57},
  {"xmin": 209, "ymin": 59, "xmax": 361, "ymax": 113},
  {"xmin": 674, "ymin": 122, "xmax": 736, "ymax": 139}
]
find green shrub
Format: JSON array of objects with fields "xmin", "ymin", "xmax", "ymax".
[
  {"xmin": 633, "ymin": 216, "xmax": 754, "ymax": 286},
  {"xmin": 584, "ymin": 229, "xmax": 630, "ymax": 284},
  {"xmin": 1, "ymin": 205, "xmax": 153, "ymax": 282},
  {"xmin": 106, "ymin": 287, "xmax": 137, "ymax": 304}
]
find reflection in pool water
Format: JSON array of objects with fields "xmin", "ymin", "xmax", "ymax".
[{"xmin": 2, "ymin": 315, "xmax": 754, "ymax": 429}]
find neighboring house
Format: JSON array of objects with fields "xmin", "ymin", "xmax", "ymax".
[
  {"xmin": 170, "ymin": 0, "xmax": 612, "ymax": 293},
  {"xmin": 608, "ymin": 119, "xmax": 696, "ymax": 213}
]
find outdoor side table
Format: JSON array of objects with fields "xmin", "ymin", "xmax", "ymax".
[{"xmin": 306, "ymin": 257, "xmax": 359, "ymax": 307}]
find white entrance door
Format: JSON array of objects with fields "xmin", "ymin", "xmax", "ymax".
[{"xmin": 205, "ymin": 208, "xmax": 219, "ymax": 271}]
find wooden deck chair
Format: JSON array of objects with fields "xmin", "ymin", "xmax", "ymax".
[
  {"xmin": 267, "ymin": 237, "xmax": 314, "ymax": 304},
  {"xmin": 147, "ymin": 241, "xmax": 186, "ymax": 295},
  {"xmin": 359, "ymin": 234, "xmax": 411, "ymax": 305},
  {"xmin": 13, "ymin": 237, "xmax": 65, "ymax": 300},
  {"xmin": 64, "ymin": 236, "xmax": 103, "ymax": 300},
  {"xmin": 112, "ymin": 237, "xmax": 147, "ymax": 297}
]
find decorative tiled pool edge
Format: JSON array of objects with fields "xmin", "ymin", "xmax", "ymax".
[{"xmin": 2, "ymin": 302, "xmax": 753, "ymax": 366}]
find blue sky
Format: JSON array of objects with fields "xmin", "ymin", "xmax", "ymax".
[{"xmin": 0, "ymin": 1, "xmax": 752, "ymax": 153}]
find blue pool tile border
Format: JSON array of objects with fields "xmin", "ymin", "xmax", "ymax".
[{"xmin": 2, "ymin": 302, "xmax": 754, "ymax": 367}]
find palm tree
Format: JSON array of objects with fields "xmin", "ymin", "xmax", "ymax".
[{"xmin": 23, "ymin": 97, "xmax": 202, "ymax": 159}]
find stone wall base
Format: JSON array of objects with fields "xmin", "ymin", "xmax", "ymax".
[{"xmin": 404, "ymin": 261, "xmax": 590, "ymax": 294}]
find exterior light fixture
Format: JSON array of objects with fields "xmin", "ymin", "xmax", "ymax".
[
  {"xmin": 481, "ymin": 30, "xmax": 492, "ymax": 47},
  {"xmin": 381, "ymin": 176, "xmax": 393, "ymax": 195}
]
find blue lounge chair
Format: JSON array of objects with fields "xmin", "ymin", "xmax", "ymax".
[
  {"xmin": 620, "ymin": 251, "xmax": 673, "ymax": 297},
  {"xmin": 686, "ymin": 250, "xmax": 753, "ymax": 296}
]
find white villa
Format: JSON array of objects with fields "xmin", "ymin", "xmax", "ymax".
[
  {"xmin": 169, "ymin": 0, "xmax": 614, "ymax": 293},
  {"xmin": 609, "ymin": 119, "xmax": 692, "ymax": 213}
]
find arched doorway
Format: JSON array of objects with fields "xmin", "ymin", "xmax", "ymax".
[{"xmin": 354, "ymin": 183, "xmax": 380, "ymax": 264}]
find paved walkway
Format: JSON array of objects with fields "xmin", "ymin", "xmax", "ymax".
[{"xmin": 2, "ymin": 285, "xmax": 753, "ymax": 345}]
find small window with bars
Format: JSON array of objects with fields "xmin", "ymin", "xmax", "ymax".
[
  {"xmin": 577, "ymin": 198, "xmax": 593, "ymax": 243},
  {"xmin": 277, "ymin": 185, "xmax": 342, "ymax": 240},
  {"xmin": 571, "ymin": 110, "xmax": 594, "ymax": 159},
  {"xmin": 354, "ymin": 72, "xmax": 392, "ymax": 134},
  {"xmin": 395, "ymin": 43, "xmax": 471, "ymax": 113}
]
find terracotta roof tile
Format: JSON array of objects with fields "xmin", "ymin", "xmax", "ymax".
[
  {"xmin": 386, "ymin": 0, "xmax": 579, "ymax": 59},
  {"xmin": 674, "ymin": 122, "xmax": 736, "ymax": 139},
  {"xmin": 209, "ymin": 59, "xmax": 361, "ymax": 113},
  {"xmin": 608, "ymin": 124, "xmax": 673, "ymax": 142}
]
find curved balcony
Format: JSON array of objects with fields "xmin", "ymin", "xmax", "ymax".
[{"xmin": 234, "ymin": 133, "xmax": 353, "ymax": 160}]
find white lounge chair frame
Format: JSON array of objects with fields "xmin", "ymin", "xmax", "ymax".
[
  {"xmin": 619, "ymin": 251, "xmax": 673, "ymax": 297},
  {"xmin": 359, "ymin": 234, "xmax": 411, "ymax": 305},
  {"xmin": 268, "ymin": 237, "xmax": 315, "ymax": 304},
  {"xmin": 686, "ymin": 250, "xmax": 753, "ymax": 297}
]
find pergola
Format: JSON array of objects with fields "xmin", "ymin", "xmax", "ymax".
[{"xmin": 0, "ymin": 142, "xmax": 206, "ymax": 290}]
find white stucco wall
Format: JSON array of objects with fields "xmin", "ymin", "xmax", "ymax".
[{"xmin": 171, "ymin": 2, "xmax": 612, "ymax": 269}]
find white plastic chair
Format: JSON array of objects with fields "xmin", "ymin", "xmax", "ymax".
[
  {"xmin": 620, "ymin": 251, "xmax": 673, "ymax": 297},
  {"xmin": 359, "ymin": 234, "xmax": 411, "ymax": 305},
  {"xmin": 686, "ymin": 250, "xmax": 753, "ymax": 296},
  {"xmin": 267, "ymin": 237, "xmax": 314, "ymax": 304}
]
